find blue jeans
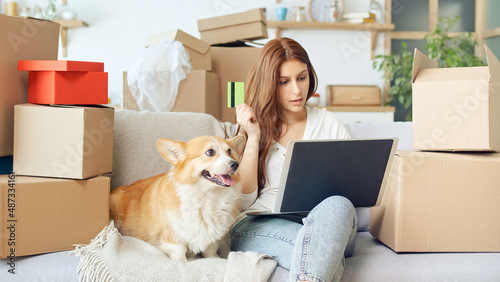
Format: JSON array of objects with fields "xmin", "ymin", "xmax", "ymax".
[{"xmin": 231, "ymin": 196, "xmax": 358, "ymax": 282}]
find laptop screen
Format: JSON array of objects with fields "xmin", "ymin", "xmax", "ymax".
[{"xmin": 279, "ymin": 139, "xmax": 396, "ymax": 212}]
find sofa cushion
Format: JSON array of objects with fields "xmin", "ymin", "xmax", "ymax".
[
  {"xmin": 111, "ymin": 109, "xmax": 228, "ymax": 188},
  {"xmin": 345, "ymin": 121, "xmax": 413, "ymax": 151},
  {"xmin": 341, "ymin": 232, "xmax": 500, "ymax": 281},
  {"xmin": 3, "ymin": 232, "xmax": 499, "ymax": 282}
]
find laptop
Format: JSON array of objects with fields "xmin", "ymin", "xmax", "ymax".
[{"xmin": 248, "ymin": 138, "xmax": 398, "ymax": 216}]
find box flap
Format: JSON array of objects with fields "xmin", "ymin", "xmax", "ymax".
[
  {"xmin": 414, "ymin": 67, "xmax": 489, "ymax": 83},
  {"xmin": 412, "ymin": 48, "xmax": 437, "ymax": 83},
  {"xmin": 485, "ymin": 45, "xmax": 500, "ymax": 83},
  {"xmin": 0, "ymin": 14, "xmax": 60, "ymax": 26},
  {"xmin": 197, "ymin": 9, "xmax": 266, "ymax": 32},
  {"xmin": 18, "ymin": 60, "xmax": 104, "ymax": 72},
  {"xmin": 145, "ymin": 29, "xmax": 210, "ymax": 55}
]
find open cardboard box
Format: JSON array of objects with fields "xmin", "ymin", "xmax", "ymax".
[
  {"xmin": 0, "ymin": 15, "xmax": 59, "ymax": 157},
  {"xmin": 124, "ymin": 45, "xmax": 262, "ymax": 123},
  {"xmin": 123, "ymin": 70, "xmax": 220, "ymax": 119},
  {"xmin": 412, "ymin": 46, "xmax": 500, "ymax": 152},
  {"xmin": 0, "ymin": 175, "xmax": 110, "ymax": 258},
  {"xmin": 197, "ymin": 9, "xmax": 267, "ymax": 45},
  {"xmin": 145, "ymin": 29, "xmax": 212, "ymax": 71},
  {"xmin": 13, "ymin": 104, "xmax": 114, "ymax": 179},
  {"xmin": 146, "ymin": 29, "xmax": 212, "ymax": 70}
]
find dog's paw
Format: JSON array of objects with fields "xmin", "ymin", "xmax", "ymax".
[
  {"xmin": 157, "ymin": 242, "xmax": 188, "ymax": 261},
  {"xmin": 169, "ymin": 252, "xmax": 189, "ymax": 261},
  {"xmin": 203, "ymin": 253, "xmax": 220, "ymax": 258},
  {"xmin": 202, "ymin": 242, "xmax": 220, "ymax": 258}
]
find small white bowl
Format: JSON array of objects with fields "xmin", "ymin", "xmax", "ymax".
[{"xmin": 61, "ymin": 11, "xmax": 76, "ymax": 20}]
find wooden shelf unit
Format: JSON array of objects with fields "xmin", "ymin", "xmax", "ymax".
[
  {"xmin": 267, "ymin": 21, "xmax": 395, "ymax": 31},
  {"xmin": 54, "ymin": 19, "xmax": 88, "ymax": 57},
  {"xmin": 389, "ymin": 0, "xmax": 497, "ymax": 57},
  {"xmin": 384, "ymin": 0, "xmax": 499, "ymax": 102},
  {"xmin": 270, "ymin": 0, "xmax": 498, "ymax": 112}
]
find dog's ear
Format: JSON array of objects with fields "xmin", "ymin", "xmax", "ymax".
[
  {"xmin": 228, "ymin": 134, "xmax": 247, "ymax": 160},
  {"xmin": 156, "ymin": 138, "xmax": 186, "ymax": 165}
]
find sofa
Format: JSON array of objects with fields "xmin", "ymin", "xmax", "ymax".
[{"xmin": 1, "ymin": 109, "xmax": 500, "ymax": 282}]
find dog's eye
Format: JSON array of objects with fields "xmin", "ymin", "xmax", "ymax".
[
  {"xmin": 206, "ymin": 149, "xmax": 215, "ymax": 157},
  {"xmin": 227, "ymin": 149, "xmax": 231, "ymax": 156}
]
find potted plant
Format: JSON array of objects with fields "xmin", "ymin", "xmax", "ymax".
[
  {"xmin": 372, "ymin": 41, "xmax": 413, "ymax": 121},
  {"xmin": 373, "ymin": 16, "xmax": 486, "ymax": 121},
  {"xmin": 43, "ymin": 0, "xmax": 58, "ymax": 20}
]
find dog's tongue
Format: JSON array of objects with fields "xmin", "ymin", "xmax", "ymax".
[{"xmin": 216, "ymin": 174, "xmax": 235, "ymax": 186}]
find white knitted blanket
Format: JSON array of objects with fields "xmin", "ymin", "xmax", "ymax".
[{"xmin": 70, "ymin": 222, "xmax": 277, "ymax": 282}]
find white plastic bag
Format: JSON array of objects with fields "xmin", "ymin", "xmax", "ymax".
[{"xmin": 127, "ymin": 40, "xmax": 192, "ymax": 112}]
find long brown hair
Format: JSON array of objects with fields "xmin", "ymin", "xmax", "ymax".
[{"xmin": 245, "ymin": 37, "xmax": 318, "ymax": 193}]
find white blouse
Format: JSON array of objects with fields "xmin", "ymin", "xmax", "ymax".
[{"xmin": 240, "ymin": 106, "xmax": 351, "ymax": 214}]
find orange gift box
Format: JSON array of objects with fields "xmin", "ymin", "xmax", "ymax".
[{"xmin": 18, "ymin": 60, "xmax": 108, "ymax": 105}]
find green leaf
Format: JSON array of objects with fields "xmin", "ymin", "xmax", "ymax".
[{"xmin": 398, "ymin": 94, "xmax": 405, "ymax": 105}]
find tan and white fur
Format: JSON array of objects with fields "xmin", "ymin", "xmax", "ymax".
[{"xmin": 110, "ymin": 135, "xmax": 246, "ymax": 261}]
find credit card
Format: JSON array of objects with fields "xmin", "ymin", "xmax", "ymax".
[{"xmin": 228, "ymin": 82, "xmax": 244, "ymax": 108}]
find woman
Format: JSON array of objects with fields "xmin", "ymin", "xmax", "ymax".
[{"xmin": 231, "ymin": 37, "xmax": 358, "ymax": 282}]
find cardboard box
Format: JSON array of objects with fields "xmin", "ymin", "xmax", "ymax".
[
  {"xmin": 145, "ymin": 29, "xmax": 212, "ymax": 71},
  {"xmin": 326, "ymin": 85, "xmax": 381, "ymax": 106},
  {"xmin": 18, "ymin": 60, "xmax": 108, "ymax": 105},
  {"xmin": 13, "ymin": 104, "xmax": 114, "ymax": 179},
  {"xmin": 370, "ymin": 150, "xmax": 500, "ymax": 252},
  {"xmin": 197, "ymin": 9, "xmax": 268, "ymax": 45},
  {"xmin": 211, "ymin": 46, "xmax": 262, "ymax": 123},
  {"xmin": 123, "ymin": 70, "xmax": 221, "ymax": 119},
  {"xmin": 412, "ymin": 46, "xmax": 500, "ymax": 152},
  {"xmin": 0, "ymin": 175, "xmax": 110, "ymax": 258},
  {"xmin": 0, "ymin": 15, "xmax": 59, "ymax": 157}
]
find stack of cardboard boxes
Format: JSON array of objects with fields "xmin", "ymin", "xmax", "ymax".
[
  {"xmin": 123, "ymin": 9, "xmax": 266, "ymax": 123},
  {"xmin": 370, "ymin": 47, "xmax": 500, "ymax": 253},
  {"xmin": 0, "ymin": 15, "xmax": 111, "ymax": 259},
  {"xmin": 0, "ymin": 15, "xmax": 59, "ymax": 164}
]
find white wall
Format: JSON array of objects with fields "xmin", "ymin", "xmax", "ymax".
[{"xmin": 15, "ymin": 0, "xmax": 386, "ymax": 108}]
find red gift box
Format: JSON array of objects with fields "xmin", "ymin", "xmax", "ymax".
[{"xmin": 18, "ymin": 60, "xmax": 108, "ymax": 105}]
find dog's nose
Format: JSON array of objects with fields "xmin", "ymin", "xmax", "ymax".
[{"xmin": 229, "ymin": 160, "xmax": 239, "ymax": 172}]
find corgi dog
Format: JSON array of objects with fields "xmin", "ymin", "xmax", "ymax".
[{"xmin": 110, "ymin": 135, "xmax": 246, "ymax": 261}]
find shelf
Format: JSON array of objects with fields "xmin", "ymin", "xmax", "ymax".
[
  {"xmin": 267, "ymin": 21, "xmax": 395, "ymax": 31},
  {"xmin": 268, "ymin": 21, "xmax": 395, "ymax": 59},
  {"xmin": 55, "ymin": 19, "xmax": 88, "ymax": 28},
  {"xmin": 54, "ymin": 19, "xmax": 89, "ymax": 57},
  {"xmin": 484, "ymin": 27, "xmax": 500, "ymax": 39}
]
